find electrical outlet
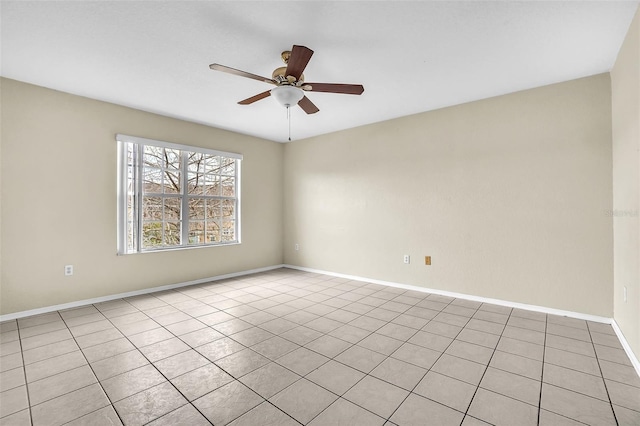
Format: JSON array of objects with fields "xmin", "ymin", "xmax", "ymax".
[
  {"xmin": 64, "ymin": 265, "xmax": 73, "ymax": 276},
  {"xmin": 624, "ymin": 286, "xmax": 627, "ymax": 303},
  {"xmin": 403, "ymin": 255, "xmax": 410, "ymax": 264},
  {"xmin": 425, "ymin": 256, "xmax": 431, "ymax": 265},
  {"xmin": 295, "ymin": 243, "xmax": 299, "ymax": 251}
]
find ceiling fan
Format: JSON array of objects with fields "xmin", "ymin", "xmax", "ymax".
[{"xmin": 209, "ymin": 45, "xmax": 364, "ymax": 114}]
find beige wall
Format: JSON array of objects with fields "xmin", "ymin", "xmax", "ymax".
[
  {"xmin": 0, "ymin": 78, "xmax": 284, "ymax": 314},
  {"xmin": 284, "ymin": 74, "xmax": 614, "ymax": 317},
  {"xmin": 612, "ymin": 9, "xmax": 640, "ymax": 360}
]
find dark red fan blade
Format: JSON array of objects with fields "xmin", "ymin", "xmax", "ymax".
[
  {"xmin": 303, "ymin": 83, "xmax": 364, "ymax": 95},
  {"xmin": 238, "ymin": 90, "xmax": 271, "ymax": 105},
  {"xmin": 285, "ymin": 45, "xmax": 314, "ymax": 81},
  {"xmin": 209, "ymin": 64, "xmax": 276, "ymax": 85},
  {"xmin": 298, "ymin": 96, "xmax": 319, "ymax": 114}
]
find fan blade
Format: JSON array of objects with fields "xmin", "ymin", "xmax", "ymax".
[
  {"xmin": 298, "ymin": 96, "xmax": 319, "ymax": 114},
  {"xmin": 302, "ymin": 83, "xmax": 364, "ymax": 95},
  {"xmin": 285, "ymin": 45, "xmax": 314, "ymax": 81},
  {"xmin": 238, "ymin": 90, "xmax": 271, "ymax": 105},
  {"xmin": 209, "ymin": 64, "xmax": 276, "ymax": 85}
]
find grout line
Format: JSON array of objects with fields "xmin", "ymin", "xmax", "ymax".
[
  {"xmin": 586, "ymin": 321, "xmax": 619, "ymax": 426},
  {"xmin": 537, "ymin": 311, "xmax": 548, "ymax": 426}
]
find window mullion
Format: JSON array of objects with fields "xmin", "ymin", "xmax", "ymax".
[
  {"xmin": 180, "ymin": 151, "xmax": 189, "ymax": 246},
  {"xmin": 135, "ymin": 143, "xmax": 144, "ymax": 252}
]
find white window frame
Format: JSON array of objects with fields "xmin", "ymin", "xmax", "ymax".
[{"xmin": 117, "ymin": 134, "xmax": 242, "ymax": 254}]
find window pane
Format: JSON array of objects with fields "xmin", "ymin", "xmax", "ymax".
[
  {"xmin": 221, "ymin": 220, "xmax": 235, "ymax": 242},
  {"xmin": 164, "ymin": 149, "xmax": 181, "ymax": 170},
  {"xmin": 143, "ymin": 197, "xmax": 162, "ymax": 220},
  {"xmin": 142, "ymin": 222, "xmax": 163, "ymax": 248},
  {"xmin": 188, "ymin": 221, "xmax": 204, "ymax": 244},
  {"xmin": 204, "ymin": 174, "xmax": 220, "ymax": 196},
  {"xmin": 188, "ymin": 152, "xmax": 205, "ymax": 172},
  {"xmin": 164, "ymin": 197, "xmax": 181, "ymax": 220},
  {"xmin": 164, "ymin": 222, "xmax": 181, "ymax": 246},
  {"xmin": 206, "ymin": 220, "xmax": 220, "ymax": 243},
  {"xmin": 187, "ymin": 172, "xmax": 203, "ymax": 195},
  {"xmin": 206, "ymin": 200, "xmax": 221, "ymax": 220},
  {"xmin": 221, "ymin": 158, "xmax": 235, "ymax": 176},
  {"xmin": 189, "ymin": 198, "xmax": 205, "ymax": 219},
  {"xmin": 163, "ymin": 171, "xmax": 181, "ymax": 194},
  {"xmin": 221, "ymin": 176, "xmax": 235, "ymax": 197},
  {"xmin": 143, "ymin": 146, "xmax": 163, "ymax": 167},
  {"xmin": 143, "ymin": 168, "xmax": 162, "ymax": 194},
  {"xmin": 222, "ymin": 199, "xmax": 235, "ymax": 218},
  {"xmin": 205, "ymin": 155, "xmax": 220, "ymax": 173}
]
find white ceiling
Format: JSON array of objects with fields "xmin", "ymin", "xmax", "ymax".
[{"xmin": 1, "ymin": 1, "xmax": 638, "ymax": 143}]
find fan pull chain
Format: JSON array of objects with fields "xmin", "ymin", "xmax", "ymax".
[{"xmin": 287, "ymin": 105, "xmax": 292, "ymax": 141}]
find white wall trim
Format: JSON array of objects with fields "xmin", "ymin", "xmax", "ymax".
[
  {"xmin": 0, "ymin": 264, "xmax": 285, "ymax": 322},
  {"xmin": 284, "ymin": 264, "xmax": 612, "ymax": 324},
  {"xmin": 611, "ymin": 320, "xmax": 640, "ymax": 378}
]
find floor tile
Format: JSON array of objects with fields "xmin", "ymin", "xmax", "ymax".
[
  {"xmin": 490, "ymin": 350, "xmax": 542, "ymax": 380},
  {"xmin": 606, "ymin": 378, "xmax": 640, "ymax": 412},
  {"xmin": 65, "ymin": 405, "xmax": 123, "ymax": 426},
  {"xmin": 269, "ymin": 378, "xmax": 338, "ymax": 424},
  {"xmin": 0, "ymin": 385, "xmax": 28, "ymax": 418},
  {"xmin": 250, "ymin": 336, "xmax": 300, "ymax": 360},
  {"xmin": 27, "ymin": 365, "xmax": 97, "ymax": 405},
  {"xmin": 309, "ymin": 398, "xmax": 385, "ymax": 426},
  {"xmin": 306, "ymin": 360, "xmax": 365, "ymax": 395},
  {"xmin": 0, "ymin": 409, "xmax": 31, "ymax": 426},
  {"xmin": 30, "ymin": 383, "xmax": 109, "ymax": 426},
  {"xmin": 194, "ymin": 380, "xmax": 263, "ymax": 426},
  {"xmin": 101, "ymin": 364, "xmax": 166, "ymax": 402},
  {"xmin": 228, "ymin": 401, "xmax": 298, "ymax": 426},
  {"xmin": 75, "ymin": 328, "xmax": 125, "ymax": 349},
  {"xmin": 82, "ymin": 337, "xmax": 136, "ymax": 363},
  {"xmin": 171, "ymin": 362, "xmax": 234, "ymax": 400},
  {"xmin": 0, "ymin": 367, "xmax": 25, "ymax": 392},
  {"xmin": 371, "ymin": 357, "xmax": 427, "ymax": 391},
  {"xmin": 467, "ymin": 388, "xmax": 537, "ymax": 426},
  {"xmin": 91, "ymin": 349, "xmax": 148, "ymax": 381},
  {"xmin": 391, "ymin": 342, "xmax": 441, "ymax": 369},
  {"xmin": 239, "ymin": 362, "xmax": 300, "ymax": 398},
  {"xmin": 543, "ymin": 362, "xmax": 608, "ymax": 401},
  {"xmin": 335, "ymin": 345, "xmax": 386, "ymax": 373},
  {"xmin": 358, "ymin": 333, "xmax": 404, "ymax": 356},
  {"xmin": 305, "ymin": 334, "xmax": 351, "ymax": 358},
  {"xmin": 546, "ymin": 323, "xmax": 591, "ymax": 342},
  {"xmin": 501, "ymin": 325, "xmax": 545, "ymax": 345},
  {"xmin": 179, "ymin": 327, "xmax": 224, "ymax": 347},
  {"xmin": 480, "ymin": 366, "xmax": 540, "ymax": 406},
  {"xmin": 25, "ymin": 350, "xmax": 87, "ymax": 383},
  {"xmin": 613, "ymin": 404, "xmax": 640, "ymax": 426},
  {"xmin": 599, "ymin": 359, "xmax": 640, "ymax": 387},
  {"xmin": 276, "ymin": 347, "xmax": 329, "ymax": 376},
  {"xmin": 154, "ymin": 349, "xmax": 210, "ymax": 379},
  {"xmin": 343, "ymin": 375, "xmax": 409, "ymax": 418},
  {"xmin": 0, "ymin": 353, "xmax": 23, "ymax": 373},
  {"xmin": 545, "ymin": 333, "xmax": 595, "ymax": 357},
  {"xmin": 113, "ymin": 382, "xmax": 187, "ymax": 426},
  {"xmin": 390, "ymin": 314, "xmax": 430, "ymax": 330},
  {"xmin": 408, "ymin": 330, "xmax": 453, "ymax": 351},
  {"xmin": 20, "ymin": 328, "xmax": 72, "ymax": 351},
  {"xmin": 431, "ymin": 354, "xmax": 486, "ymax": 385},
  {"xmin": 390, "ymin": 393, "xmax": 464, "ymax": 426},
  {"xmin": 591, "ymin": 331, "xmax": 624, "ymax": 349},
  {"xmin": 329, "ymin": 324, "xmax": 371, "ymax": 343},
  {"xmin": 538, "ymin": 409, "xmax": 585, "ymax": 425},
  {"xmin": 540, "ymin": 383, "xmax": 617, "ymax": 425},
  {"xmin": 216, "ymin": 348, "xmax": 270, "ymax": 377},
  {"xmin": 195, "ymin": 336, "xmax": 245, "ymax": 362},
  {"xmin": 544, "ymin": 346, "xmax": 600, "ymax": 376},
  {"xmin": 139, "ymin": 337, "xmax": 191, "ymax": 362},
  {"xmin": 594, "ymin": 343, "xmax": 632, "ymax": 366},
  {"xmin": 415, "ymin": 370, "xmax": 476, "ymax": 411},
  {"xmin": 146, "ymin": 403, "xmax": 210, "ymax": 426},
  {"xmin": 496, "ymin": 336, "xmax": 544, "ymax": 361},
  {"xmin": 19, "ymin": 321, "xmax": 67, "ymax": 339},
  {"xmin": 422, "ymin": 320, "xmax": 463, "ymax": 338},
  {"xmin": 445, "ymin": 340, "xmax": 493, "ymax": 365},
  {"xmin": 456, "ymin": 328, "xmax": 500, "ymax": 349}
]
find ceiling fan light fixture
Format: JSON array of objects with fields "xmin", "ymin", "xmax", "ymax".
[{"xmin": 271, "ymin": 85, "xmax": 303, "ymax": 108}]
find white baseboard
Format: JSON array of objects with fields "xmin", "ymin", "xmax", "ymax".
[
  {"xmin": 611, "ymin": 320, "xmax": 640, "ymax": 378},
  {"xmin": 284, "ymin": 264, "xmax": 612, "ymax": 324},
  {"xmin": 0, "ymin": 264, "xmax": 285, "ymax": 322}
]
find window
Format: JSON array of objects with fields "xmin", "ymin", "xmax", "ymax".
[{"xmin": 117, "ymin": 134, "xmax": 242, "ymax": 254}]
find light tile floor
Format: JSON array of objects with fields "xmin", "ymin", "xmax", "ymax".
[{"xmin": 1, "ymin": 268, "xmax": 639, "ymax": 425}]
